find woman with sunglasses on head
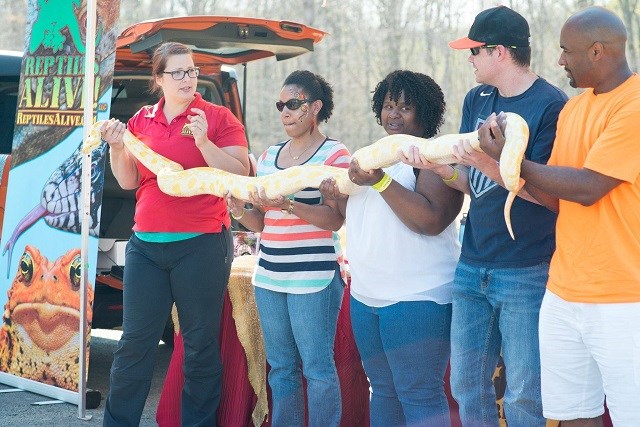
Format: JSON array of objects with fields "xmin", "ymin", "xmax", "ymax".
[
  {"xmin": 227, "ymin": 70, "xmax": 349, "ymax": 426},
  {"xmin": 100, "ymin": 42, "xmax": 250, "ymax": 426},
  {"xmin": 320, "ymin": 70, "xmax": 462, "ymax": 426}
]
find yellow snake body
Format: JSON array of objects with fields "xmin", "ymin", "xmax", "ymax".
[
  {"xmin": 157, "ymin": 165, "xmax": 360, "ymax": 201},
  {"xmin": 354, "ymin": 130, "xmax": 477, "ymax": 170},
  {"xmin": 83, "ymin": 113, "xmax": 529, "ymax": 238}
]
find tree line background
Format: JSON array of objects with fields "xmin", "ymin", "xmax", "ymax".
[{"xmin": 1, "ymin": 0, "xmax": 638, "ymax": 156}]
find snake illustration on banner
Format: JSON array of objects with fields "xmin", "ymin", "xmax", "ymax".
[
  {"xmin": 2, "ymin": 143, "xmax": 107, "ymax": 276},
  {"xmin": 83, "ymin": 113, "xmax": 529, "ymax": 238}
]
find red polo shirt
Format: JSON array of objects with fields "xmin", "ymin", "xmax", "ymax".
[{"xmin": 127, "ymin": 93, "xmax": 247, "ymax": 233}]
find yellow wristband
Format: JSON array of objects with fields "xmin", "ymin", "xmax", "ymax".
[
  {"xmin": 442, "ymin": 166, "xmax": 459, "ymax": 183},
  {"xmin": 372, "ymin": 172, "xmax": 393, "ymax": 192},
  {"xmin": 231, "ymin": 208, "xmax": 245, "ymax": 220}
]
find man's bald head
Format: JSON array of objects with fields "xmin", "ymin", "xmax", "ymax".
[{"xmin": 564, "ymin": 6, "xmax": 627, "ymax": 51}]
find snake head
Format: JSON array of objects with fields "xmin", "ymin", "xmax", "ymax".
[{"xmin": 81, "ymin": 120, "xmax": 109, "ymax": 155}]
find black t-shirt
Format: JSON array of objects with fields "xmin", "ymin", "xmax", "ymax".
[{"xmin": 459, "ymin": 78, "xmax": 568, "ymax": 268}]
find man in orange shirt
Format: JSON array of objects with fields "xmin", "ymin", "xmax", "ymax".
[{"xmin": 481, "ymin": 6, "xmax": 640, "ymax": 427}]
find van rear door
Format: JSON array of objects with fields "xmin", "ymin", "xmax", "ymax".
[{"xmin": 115, "ymin": 16, "xmax": 326, "ymax": 66}]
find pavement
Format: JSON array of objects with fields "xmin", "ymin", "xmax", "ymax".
[{"xmin": 0, "ymin": 329, "xmax": 173, "ymax": 426}]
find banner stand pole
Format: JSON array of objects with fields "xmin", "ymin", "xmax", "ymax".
[{"xmin": 79, "ymin": 0, "xmax": 98, "ymax": 421}]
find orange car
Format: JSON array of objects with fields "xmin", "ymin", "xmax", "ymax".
[{"xmin": 0, "ymin": 16, "xmax": 326, "ymax": 343}]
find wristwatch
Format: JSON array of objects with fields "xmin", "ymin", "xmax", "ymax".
[{"xmin": 281, "ymin": 198, "xmax": 294, "ymax": 215}]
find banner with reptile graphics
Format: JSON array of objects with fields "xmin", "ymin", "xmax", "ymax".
[{"xmin": 0, "ymin": 0, "xmax": 121, "ymax": 401}]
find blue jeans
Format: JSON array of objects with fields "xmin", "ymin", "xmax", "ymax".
[
  {"xmin": 254, "ymin": 269, "xmax": 343, "ymax": 427},
  {"xmin": 351, "ymin": 296, "xmax": 452, "ymax": 427},
  {"xmin": 450, "ymin": 260, "xmax": 548, "ymax": 427}
]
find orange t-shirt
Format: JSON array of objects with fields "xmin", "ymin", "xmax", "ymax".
[{"xmin": 547, "ymin": 74, "xmax": 640, "ymax": 303}]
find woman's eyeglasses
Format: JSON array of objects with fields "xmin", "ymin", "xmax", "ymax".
[
  {"xmin": 276, "ymin": 99, "xmax": 313, "ymax": 112},
  {"xmin": 162, "ymin": 67, "xmax": 200, "ymax": 80}
]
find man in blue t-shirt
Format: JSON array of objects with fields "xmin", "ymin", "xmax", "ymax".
[{"xmin": 405, "ymin": 6, "xmax": 567, "ymax": 426}]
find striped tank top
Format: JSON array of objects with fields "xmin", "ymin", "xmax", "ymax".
[{"xmin": 253, "ymin": 138, "xmax": 350, "ymax": 294}]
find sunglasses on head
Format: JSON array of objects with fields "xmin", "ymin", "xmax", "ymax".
[
  {"xmin": 470, "ymin": 45, "xmax": 517, "ymax": 56},
  {"xmin": 276, "ymin": 98, "xmax": 313, "ymax": 112}
]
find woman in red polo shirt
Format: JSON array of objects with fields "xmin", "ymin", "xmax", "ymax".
[{"xmin": 99, "ymin": 42, "xmax": 249, "ymax": 426}]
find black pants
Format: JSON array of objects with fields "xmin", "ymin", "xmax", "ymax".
[{"xmin": 103, "ymin": 230, "xmax": 232, "ymax": 427}]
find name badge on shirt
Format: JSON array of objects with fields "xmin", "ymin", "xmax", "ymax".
[{"xmin": 181, "ymin": 123, "xmax": 193, "ymax": 137}]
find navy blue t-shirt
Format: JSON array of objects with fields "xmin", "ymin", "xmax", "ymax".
[{"xmin": 459, "ymin": 78, "xmax": 568, "ymax": 268}]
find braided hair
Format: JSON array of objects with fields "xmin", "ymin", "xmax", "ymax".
[
  {"xmin": 371, "ymin": 70, "xmax": 446, "ymax": 138},
  {"xmin": 283, "ymin": 70, "xmax": 334, "ymax": 123}
]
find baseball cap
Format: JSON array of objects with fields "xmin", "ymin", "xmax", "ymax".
[{"xmin": 449, "ymin": 6, "xmax": 531, "ymax": 49}]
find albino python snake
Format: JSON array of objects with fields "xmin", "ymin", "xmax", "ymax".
[{"xmin": 83, "ymin": 113, "xmax": 529, "ymax": 238}]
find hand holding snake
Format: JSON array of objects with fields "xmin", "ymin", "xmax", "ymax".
[
  {"xmin": 100, "ymin": 119, "xmax": 126, "ymax": 150},
  {"xmin": 348, "ymin": 159, "xmax": 384, "ymax": 187},
  {"xmin": 399, "ymin": 146, "xmax": 454, "ymax": 178},
  {"xmin": 479, "ymin": 112, "xmax": 510, "ymax": 161},
  {"xmin": 248, "ymin": 188, "xmax": 289, "ymax": 211}
]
